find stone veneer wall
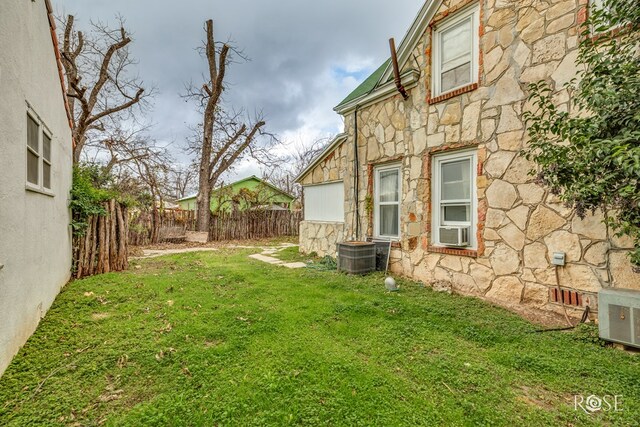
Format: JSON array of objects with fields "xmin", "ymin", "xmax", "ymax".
[
  {"xmin": 299, "ymin": 221, "xmax": 346, "ymax": 257},
  {"xmin": 299, "ymin": 140, "xmax": 353, "ymax": 257},
  {"xmin": 299, "ymin": 0, "xmax": 638, "ymax": 316}
]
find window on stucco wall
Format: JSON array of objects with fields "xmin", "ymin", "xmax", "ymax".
[
  {"xmin": 374, "ymin": 164, "xmax": 401, "ymax": 239},
  {"xmin": 432, "ymin": 149, "xmax": 478, "ymax": 249},
  {"xmin": 432, "ymin": 4, "xmax": 480, "ymax": 97},
  {"xmin": 26, "ymin": 110, "xmax": 53, "ymax": 194}
]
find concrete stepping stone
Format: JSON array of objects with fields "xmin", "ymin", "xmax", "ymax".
[
  {"xmin": 249, "ymin": 254, "xmax": 283, "ymax": 265},
  {"xmin": 283, "ymin": 262, "xmax": 307, "ymax": 269},
  {"xmin": 248, "ymin": 244, "xmax": 306, "ymax": 269}
]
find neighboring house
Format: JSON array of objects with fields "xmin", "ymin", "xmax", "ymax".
[
  {"xmin": 296, "ymin": 0, "xmax": 638, "ymax": 316},
  {"xmin": 178, "ymin": 176, "xmax": 296, "ymax": 213},
  {"xmin": 0, "ymin": 0, "xmax": 74, "ymax": 375}
]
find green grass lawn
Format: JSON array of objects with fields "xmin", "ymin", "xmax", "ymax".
[{"xmin": 0, "ymin": 248, "xmax": 638, "ymax": 426}]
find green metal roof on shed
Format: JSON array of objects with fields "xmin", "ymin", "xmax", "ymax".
[{"xmin": 335, "ymin": 59, "xmax": 390, "ymax": 109}]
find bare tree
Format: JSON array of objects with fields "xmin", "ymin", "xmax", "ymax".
[
  {"xmin": 60, "ymin": 14, "xmax": 150, "ymax": 162},
  {"xmin": 187, "ymin": 20, "xmax": 271, "ymax": 235},
  {"xmin": 262, "ymin": 136, "xmax": 330, "ymax": 200},
  {"xmin": 168, "ymin": 165, "xmax": 198, "ymax": 201}
]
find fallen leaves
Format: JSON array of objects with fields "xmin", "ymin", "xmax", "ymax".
[{"xmin": 154, "ymin": 347, "xmax": 176, "ymax": 361}]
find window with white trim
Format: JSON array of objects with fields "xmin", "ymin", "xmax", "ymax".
[
  {"xmin": 26, "ymin": 111, "xmax": 53, "ymax": 193},
  {"xmin": 432, "ymin": 5, "xmax": 480, "ymax": 97},
  {"xmin": 304, "ymin": 181, "xmax": 344, "ymax": 222},
  {"xmin": 374, "ymin": 164, "xmax": 401, "ymax": 239},
  {"xmin": 590, "ymin": 0, "xmax": 617, "ymax": 33},
  {"xmin": 432, "ymin": 150, "xmax": 478, "ymax": 249}
]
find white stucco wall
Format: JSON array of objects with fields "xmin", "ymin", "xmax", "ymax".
[{"xmin": 0, "ymin": 0, "xmax": 73, "ymax": 375}]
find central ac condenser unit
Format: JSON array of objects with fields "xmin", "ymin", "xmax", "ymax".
[{"xmin": 598, "ymin": 288, "xmax": 640, "ymax": 349}]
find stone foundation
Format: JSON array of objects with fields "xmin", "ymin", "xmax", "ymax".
[{"xmin": 299, "ymin": 221, "xmax": 346, "ymax": 258}]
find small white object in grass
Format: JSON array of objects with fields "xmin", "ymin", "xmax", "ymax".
[{"xmin": 385, "ymin": 277, "xmax": 398, "ymax": 291}]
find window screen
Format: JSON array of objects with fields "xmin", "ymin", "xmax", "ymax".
[
  {"xmin": 440, "ymin": 18, "xmax": 473, "ymax": 92},
  {"xmin": 27, "ymin": 115, "xmax": 40, "ymax": 185},
  {"xmin": 375, "ymin": 166, "xmax": 401, "ymax": 238},
  {"xmin": 43, "ymin": 133, "xmax": 52, "ymax": 189}
]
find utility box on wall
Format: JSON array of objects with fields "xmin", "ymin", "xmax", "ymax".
[{"xmin": 598, "ymin": 288, "xmax": 640, "ymax": 349}]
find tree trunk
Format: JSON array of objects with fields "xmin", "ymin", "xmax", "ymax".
[{"xmin": 195, "ymin": 181, "xmax": 211, "ymax": 232}]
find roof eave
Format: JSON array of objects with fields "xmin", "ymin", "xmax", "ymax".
[
  {"xmin": 294, "ymin": 133, "xmax": 348, "ymax": 183},
  {"xmin": 379, "ymin": 0, "xmax": 442, "ymax": 83},
  {"xmin": 45, "ymin": 0, "xmax": 74, "ymax": 134},
  {"xmin": 333, "ymin": 69, "xmax": 421, "ymax": 115}
]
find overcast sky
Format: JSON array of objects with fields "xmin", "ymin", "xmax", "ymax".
[{"xmin": 55, "ymin": 0, "xmax": 421, "ymax": 180}]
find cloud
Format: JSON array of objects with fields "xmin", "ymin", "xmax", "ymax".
[{"xmin": 55, "ymin": 0, "xmax": 421, "ymax": 179}]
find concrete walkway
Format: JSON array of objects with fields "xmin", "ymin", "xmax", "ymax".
[
  {"xmin": 132, "ymin": 243, "xmax": 306, "ymax": 269},
  {"xmin": 133, "ymin": 247, "xmax": 218, "ymax": 259},
  {"xmin": 248, "ymin": 244, "xmax": 307, "ymax": 269}
]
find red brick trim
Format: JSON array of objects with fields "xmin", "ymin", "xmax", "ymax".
[
  {"xmin": 430, "ymin": 0, "xmax": 479, "ymax": 27},
  {"xmin": 367, "ymin": 164, "xmax": 374, "ymax": 236},
  {"xmin": 45, "ymin": 0, "xmax": 75, "ymax": 138},
  {"xmin": 588, "ymin": 23, "xmax": 634, "ymax": 42},
  {"xmin": 367, "ymin": 155, "xmax": 405, "ymax": 167},
  {"xmin": 422, "ymin": 142, "xmax": 486, "ymax": 257},
  {"xmin": 428, "ymin": 83, "xmax": 478, "ymax": 105},
  {"xmin": 580, "ymin": 0, "xmax": 633, "ymax": 42},
  {"xmin": 428, "ymin": 246, "xmax": 478, "ymax": 258},
  {"xmin": 425, "ymin": 1, "xmax": 483, "ymax": 105},
  {"xmin": 577, "ymin": 0, "xmax": 589, "ymax": 26}
]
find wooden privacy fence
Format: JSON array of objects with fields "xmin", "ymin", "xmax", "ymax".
[
  {"xmin": 73, "ymin": 200, "xmax": 129, "ymax": 279},
  {"xmin": 128, "ymin": 209, "xmax": 301, "ymax": 245},
  {"xmin": 209, "ymin": 210, "xmax": 302, "ymax": 241},
  {"xmin": 129, "ymin": 209, "xmax": 194, "ymax": 246}
]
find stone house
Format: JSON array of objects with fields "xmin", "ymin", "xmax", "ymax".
[
  {"xmin": 0, "ymin": 0, "xmax": 74, "ymax": 375},
  {"xmin": 296, "ymin": 0, "xmax": 638, "ymax": 317}
]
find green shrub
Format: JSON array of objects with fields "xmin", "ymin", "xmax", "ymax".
[{"xmin": 69, "ymin": 165, "xmax": 112, "ymax": 236}]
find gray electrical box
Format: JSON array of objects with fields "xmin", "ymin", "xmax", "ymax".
[
  {"xmin": 598, "ymin": 288, "xmax": 640, "ymax": 349},
  {"xmin": 552, "ymin": 252, "xmax": 566, "ymax": 266}
]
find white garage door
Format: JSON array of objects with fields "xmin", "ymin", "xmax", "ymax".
[{"xmin": 304, "ymin": 182, "xmax": 344, "ymax": 222}]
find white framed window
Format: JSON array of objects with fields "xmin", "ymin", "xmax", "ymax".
[
  {"xmin": 374, "ymin": 164, "xmax": 401, "ymax": 239},
  {"xmin": 590, "ymin": 0, "xmax": 618, "ymax": 33},
  {"xmin": 432, "ymin": 5, "xmax": 480, "ymax": 97},
  {"xmin": 432, "ymin": 149, "xmax": 478, "ymax": 249},
  {"xmin": 303, "ymin": 181, "xmax": 344, "ymax": 222},
  {"xmin": 26, "ymin": 110, "xmax": 53, "ymax": 194}
]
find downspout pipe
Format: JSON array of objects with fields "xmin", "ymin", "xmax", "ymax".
[
  {"xmin": 389, "ymin": 38, "xmax": 409, "ymax": 100},
  {"xmin": 353, "ymin": 106, "xmax": 360, "ymax": 241}
]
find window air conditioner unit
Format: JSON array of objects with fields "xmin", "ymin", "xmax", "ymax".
[
  {"xmin": 598, "ymin": 288, "xmax": 640, "ymax": 349},
  {"xmin": 439, "ymin": 226, "xmax": 470, "ymax": 247}
]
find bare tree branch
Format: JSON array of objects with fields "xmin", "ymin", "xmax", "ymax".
[{"xmin": 58, "ymin": 14, "xmax": 151, "ymax": 162}]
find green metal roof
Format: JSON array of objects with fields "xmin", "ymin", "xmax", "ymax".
[{"xmin": 335, "ymin": 59, "xmax": 390, "ymax": 109}]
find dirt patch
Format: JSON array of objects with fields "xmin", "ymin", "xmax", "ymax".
[
  {"xmin": 515, "ymin": 385, "xmax": 572, "ymax": 411},
  {"xmin": 489, "ymin": 300, "xmax": 579, "ymax": 329},
  {"xmin": 91, "ymin": 313, "xmax": 111, "ymax": 321},
  {"xmin": 128, "ymin": 246, "xmax": 145, "ymax": 257}
]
